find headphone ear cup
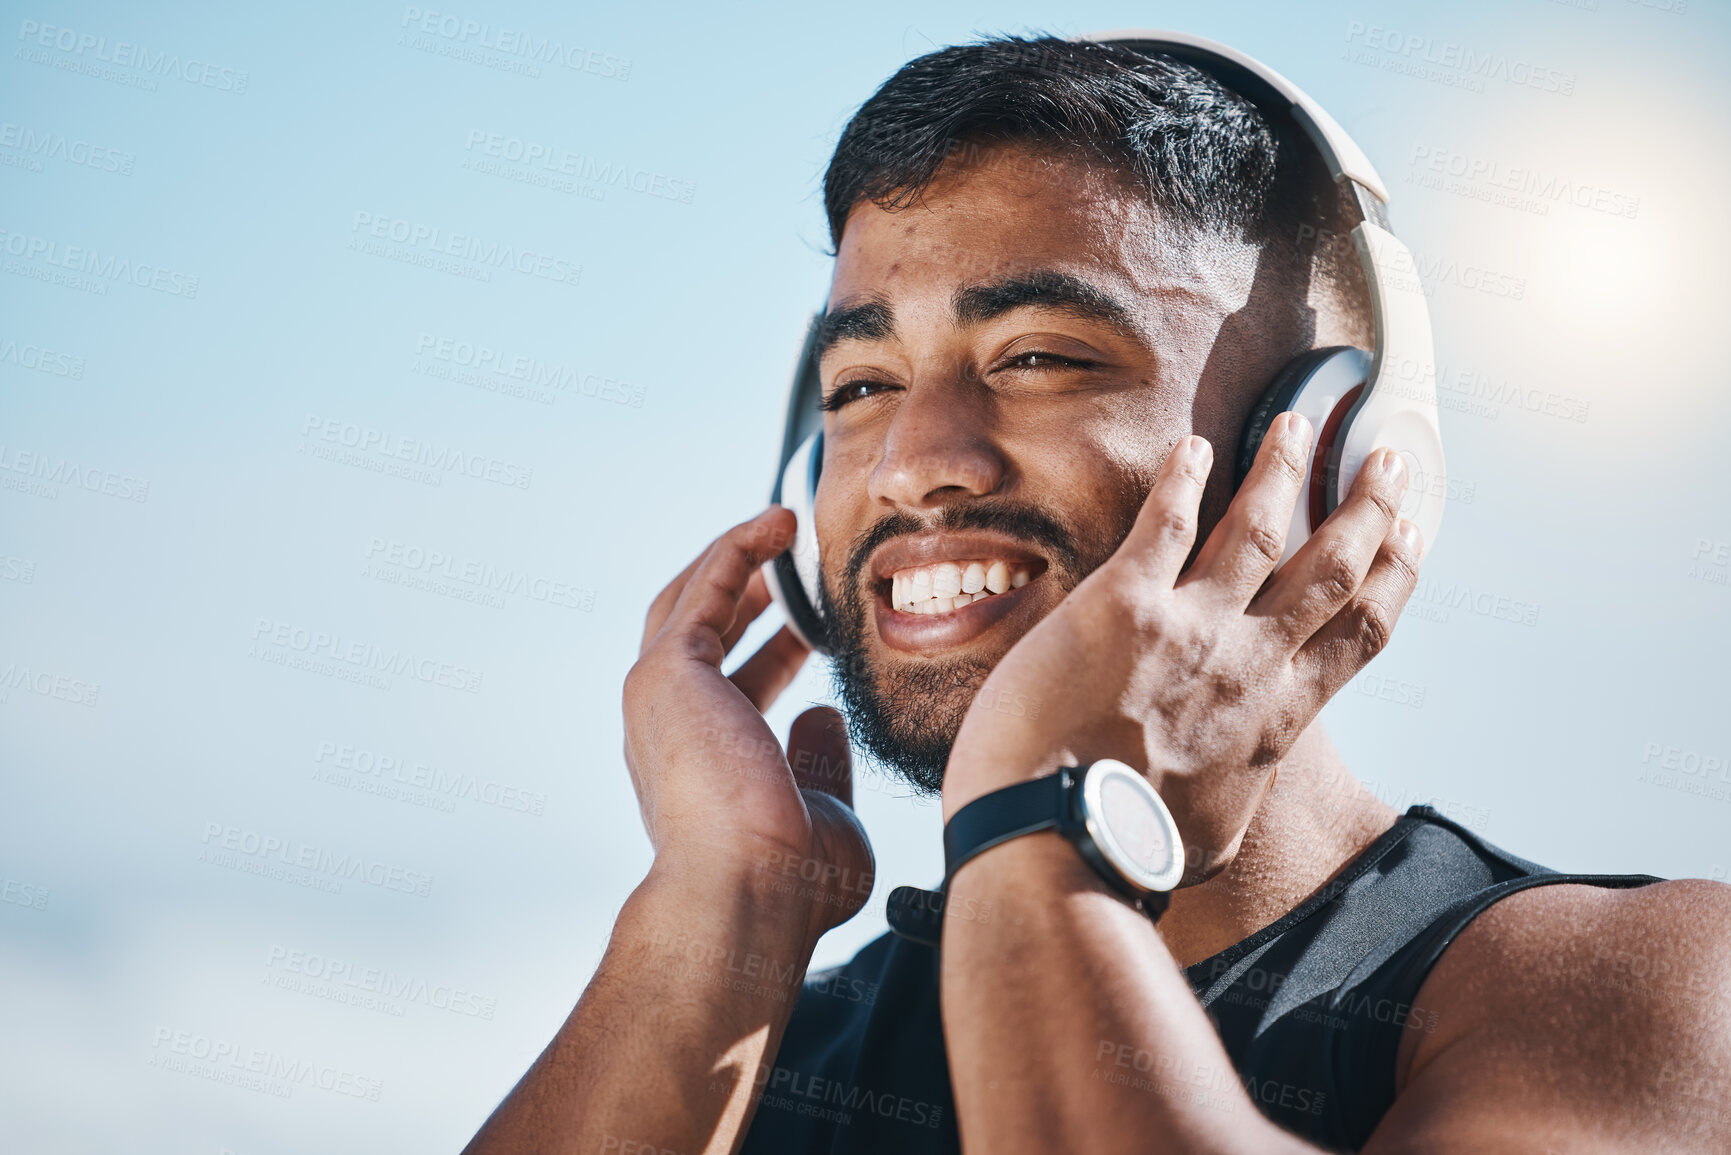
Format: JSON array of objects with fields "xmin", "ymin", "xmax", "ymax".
[
  {"xmin": 763, "ymin": 431, "xmax": 830, "ymax": 654},
  {"xmin": 1234, "ymin": 346, "xmax": 1357, "ymax": 489},
  {"xmin": 1233, "ymin": 346, "xmax": 1372, "ymax": 565}
]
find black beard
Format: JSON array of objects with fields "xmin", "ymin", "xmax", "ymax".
[{"xmin": 817, "ymin": 499, "xmax": 1101, "ymax": 797}]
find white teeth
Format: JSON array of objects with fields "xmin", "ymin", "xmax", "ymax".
[{"xmin": 887, "ymin": 559, "xmax": 1035, "ymax": 615}]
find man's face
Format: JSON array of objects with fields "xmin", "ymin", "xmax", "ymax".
[{"xmin": 814, "ymin": 146, "xmax": 1309, "ymax": 793}]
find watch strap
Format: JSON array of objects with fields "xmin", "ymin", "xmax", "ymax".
[
  {"xmin": 942, "ymin": 769, "xmax": 1073, "ymax": 881},
  {"xmin": 886, "ymin": 772, "xmax": 1073, "ymax": 948}
]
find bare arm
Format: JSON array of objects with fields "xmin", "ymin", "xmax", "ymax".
[
  {"xmin": 942, "ymin": 835, "xmax": 1322, "ymax": 1154},
  {"xmin": 464, "ymin": 858, "xmax": 821, "ymax": 1154},
  {"xmin": 464, "ymin": 509, "xmax": 874, "ymax": 1155}
]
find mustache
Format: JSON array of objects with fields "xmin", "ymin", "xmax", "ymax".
[{"xmin": 838, "ymin": 499, "xmax": 1085, "ymax": 597}]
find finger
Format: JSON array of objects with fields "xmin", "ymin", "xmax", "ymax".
[
  {"xmin": 788, "ymin": 706, "xmax": 852, "ymax": 806},
  {"xmin": 1253, "ymin": 447, "xmax": 1409, "ymax": 645},
  {"xmin": 1295, "ymin": 517, "xmax": 1423, "ymax": 692},
  {"xmin": 1120, "ymin": 434, "xmax": 1214, "ymax": 588},
  {"xmin": 640, "ymin": 549, "xmax": 707, "ymax": 657},
  {"xmin": 719, "ymin": 569, "xmax": 774, "ymax": 655},
  {"xmin": 727, "ymin": 625, "xmax": 811, "ymax": 711},
  {"xmin": 1184, "ymin": 412, "xmax": 1312, "ymax": 603},
  {"xmin": 656, "ymin": 507, "xmax": 799, "ymax": 665}
]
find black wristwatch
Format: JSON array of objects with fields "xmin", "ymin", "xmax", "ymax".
[{"xmin": 886, "ymin": 760, "xmax": 1185, "ymax": 947}]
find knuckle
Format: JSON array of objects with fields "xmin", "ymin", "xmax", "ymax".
[
  {"xmin": 1367, "ymin": 483, "xmax": 1402, "ymax": 523},
  {"xmin": 1270, "ymin": 441, "xmax": 1308, "ymax": 484},
  {"xmin": 1153, "ymin": 505, "xmax": 1195, "ymax": 541},
  {"xmin": 1383, "ymin": 535, "xmax": 1422, "ymax": 588},
  {"xmin": 1317, "ymin": 545, "xmax": 1361, "ymax": 604},
  {"xmin": 1352, "ymin": 600, "xmax": 1396, "ymax": 655},
  {"xmin": 1241, "ymin": 516, "xmax": 1287, "ymax": 567},
  {"xmin": 622, "ymin": 660, "xmax": 649, "ymax": 707}
]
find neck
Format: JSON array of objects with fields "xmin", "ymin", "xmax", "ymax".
[{"xmin": 1156, "ymin": 722, "xmax": 1400, "ymax": 968}]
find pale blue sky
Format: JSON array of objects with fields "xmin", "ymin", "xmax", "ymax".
[{"xmin": 3, "ymin": 1, "xmax": 1728, "ymax": 1150}]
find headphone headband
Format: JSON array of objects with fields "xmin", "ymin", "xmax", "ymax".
[{"xmin": 1075, "ymin": 30, "xmax": 1389, "ymax": 202}]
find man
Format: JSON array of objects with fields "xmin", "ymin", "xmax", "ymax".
[{"xmin": 466, "ymin": 36, "xmax": 1731, "ymax": 1154}]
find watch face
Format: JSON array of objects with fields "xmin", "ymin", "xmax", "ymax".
[{"xmin": 1081, "ymin": 760, "xmax": 1185, "ymax": 892}]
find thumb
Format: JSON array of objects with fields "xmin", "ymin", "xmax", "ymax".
[{"xmin": 788, "ymin": 706, "xmax": 853, "ymax": 807}]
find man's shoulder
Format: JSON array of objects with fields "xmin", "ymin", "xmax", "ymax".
[
  {"xmin": 1364, "ymin": 880, "xmax": 1731, "ymax": 1150},
  {"xmin": 1380, "ymin": 879, "xmax": 1731, "ymax": 1145},
  {"xmin": 1436, "ymin": 877, "xmax": 1731, "ymax": 1014}
]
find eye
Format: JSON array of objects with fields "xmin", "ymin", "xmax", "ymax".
[
  {"xmin": 821, "ymin": 378, "xmax": 896, "ymax": 411},
  {"xmin": 1003, "ymin": 350, "xmax": 1096, "ymax": 372}
]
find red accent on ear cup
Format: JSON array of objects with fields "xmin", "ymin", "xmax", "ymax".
[{"xmin": 1308, "ymin": 384, "xmax": 1363, "ymax": 535}]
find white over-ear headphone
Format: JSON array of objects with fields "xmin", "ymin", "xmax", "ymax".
[{"xmin": 765, "ymin": 30, "xmax": 1446, "ymax": 655}]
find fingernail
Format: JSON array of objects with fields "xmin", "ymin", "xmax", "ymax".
[
  {"xmin": 1187, "ymin": 435, "xmax": 1212, "ymax": 463},
  {"xmin": 1381, "ymin": 449, "xmax": 1407, "ymax": 486},
  {"xmin": 1284, "ymin": 412, "xmax": 1313, "ymax": 445},
  {"xmin": 1397, "ymin": 518, "xmax": 1424, "ymax": 554}
]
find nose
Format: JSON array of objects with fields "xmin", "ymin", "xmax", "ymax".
[{"xmin": 866, "ymin": 372, "xmax": 1007, "ymax": 510}]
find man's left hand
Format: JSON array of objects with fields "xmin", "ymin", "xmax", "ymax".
[{"xmin": 942, "ymin": 412, "xmax": 1423, "ymax": 880}]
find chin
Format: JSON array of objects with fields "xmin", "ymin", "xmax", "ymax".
[{"xmin": 832, "ymin": 647, "xmax": 993, "ymax": 797}]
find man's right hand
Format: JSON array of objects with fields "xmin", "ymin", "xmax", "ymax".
[{"xmin": 623, "ymin": 506, "xmax": 875, "ymax": 948}]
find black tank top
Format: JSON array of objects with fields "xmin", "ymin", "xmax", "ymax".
[{"xmin": 739, "ymin": 806, "xmax": 1661, "ymax": 1153}]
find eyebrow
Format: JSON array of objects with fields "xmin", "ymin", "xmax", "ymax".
[
  {"xmin": 815, "ymin": 297, "xmax": 896, "ymax": 361},
  {"xmin": 953, "ymin": 270, "xmax": 1137, "ymax": 333},
  {"xmin": 816, "ymin": 271, "xmax": 1136, "ymax": 361}
]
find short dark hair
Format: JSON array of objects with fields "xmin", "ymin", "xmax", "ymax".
[{"xmin": 823, "ymin": 35, "xmax": 1358, "ymax": 307}]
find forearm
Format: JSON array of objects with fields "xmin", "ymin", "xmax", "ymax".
[
  {"xmin": 466, "ymin": 856, "xmax": 821, "ymax": 1155},
  {"xmin": 940, "ymin": 834, "xmax": 1322, "ymax": 1155}
]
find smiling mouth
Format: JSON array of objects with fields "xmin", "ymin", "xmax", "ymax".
[{"xmin": 885, "ymin": 559, "xmax": 1041, "ymax": 615}]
